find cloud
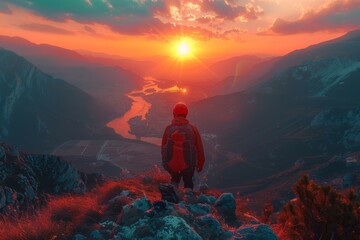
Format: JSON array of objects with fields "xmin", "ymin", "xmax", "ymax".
[
  {"xmin": 18, "ymin": 23, "xmax": 75, "ymax": 35},
  {"xmin": 83, "ymin": 25, "xmax": 96, "ymax": 33},
  {"xmin": 2, "ymin": 0, "xmax": 262, "ymax": 40},
  {"xmin": 196, "ymin": 15, "xmax": 216, "ymax": 24},
  {"xmin": 0, "ymin": 2, "xmax": 12, "ymax": 14},
  {"xmin": 196, "ymin": 0, "xmax": 263, "ymax": 21},
  {"xmin": 270, "ymin": 0, "xmax": 360, "ymax": 34},
  {"xmin": 1, "ymin": 0, "xmax": 166, "ymax": 21}
]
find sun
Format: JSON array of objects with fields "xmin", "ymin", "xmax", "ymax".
[
  {"xmin": 177, "ymin": 41, "xmax": 191, "ymax": 56},
  {"xmin": 171, "ymin": 38, "xmax": 196, "ymax": 59}
]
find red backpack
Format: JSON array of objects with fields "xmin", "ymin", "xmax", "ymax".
[{"xmin": 163, "ymin": 124, "xmax": 196, "ymax": 173}]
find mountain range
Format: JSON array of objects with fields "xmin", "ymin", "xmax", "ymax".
[
  {"xmin": 1, "ymin": 29, "xmax": 359, "ymax": 212},
  {"xmin": 191, "ymin": 30, "xmax": 360, "ymax": 195},
  {"xmin": 0, "ymin": 35, "xmax": 144, "ymax": 115},
  {"xmin": 0, "ymin": 48, "xmax": 118, "ymax": 152},
  {"xmin": 213, "ymin": 30, "xmax": 360, "ymax": 96}
]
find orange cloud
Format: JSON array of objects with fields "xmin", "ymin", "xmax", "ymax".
[
  {"xmin": 18, "ymin": 23, "xmax": 74, "ymax": 35},
  {"xmin": 269, "ymin": 0, "xmax": 360, "ymax": 34},
  {"xmin": 0, "ymin": 0, "xmax": 264, "ymax": 41}
]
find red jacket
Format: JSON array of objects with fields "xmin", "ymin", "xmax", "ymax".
[{"xmin": 161, "ymin": 116, "xmax": 205, "ymax": 172}]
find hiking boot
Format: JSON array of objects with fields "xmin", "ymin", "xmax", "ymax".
[
  {"xmin": 171, "ymin": 183, "xmax": 183, "ymax": 200},
  {"xmin": 159, "ymin": 183, "xmax": 179, "ymax": 203},
  {"xmin": 184, "ymin": 188, "xmax": 197, "ymax": 204}
]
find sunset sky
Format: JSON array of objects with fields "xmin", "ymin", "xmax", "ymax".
[{"xmin": 1, "ymin": 0, "xmax": 359, "ymax": 59}]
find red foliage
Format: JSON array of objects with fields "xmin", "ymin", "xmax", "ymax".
[
  {"xmin": 0, "ymin": 194, "xmax": 99, "ymax": 240},
  {"xmin": 261, "ymin": 202, "xmax": 274, "ymax": 224},
  {"xmin": 0, "ymin": 171, "xmax": 171, "ymax": 240},
  {"xmin": 278, "ymin": 175, "xmax": 360, "ymax": 240},
  {"xmin": 0, "ymin": 170, "xmax": 246, "ymax": 240}
]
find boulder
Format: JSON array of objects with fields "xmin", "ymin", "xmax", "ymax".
[
  {"xmin": 122, "ymin": 215, "xmax": 202, "ymax": 240},
  {"xmin": 172, "ymin": 202, "xmax": 194, "ymax": 224},
  {"xmin": 120, "ymin": 197, "xmax": 151, "ymax": 226},
  {"xmin": 195, "ymin": 214, "xmax": 225, "ymax": 240},
  {"xmin": 208, "ymin": 195, "xmax": 217, "ymax": 205},
  {"xmin": 133, "ymin": 197, "xmax": 152, "ymax": 211},
  {"xmin": 104, "ymin": 196, "xmax": 124, "ymax": 220},
  {"xmin": 153, "ymin": 215, "xmax": 202, "ymax": 240},
  {"xmin": 232, "ymin": 224, "xmax": 278, "ymax": 240},
  {"xmin": 134, "ymin": 222, "xmax": 154, "ymax": 238},
  {"xmin": 197, "ymin": 194, "xmax": 211, "ymax": 204},
  {"xmin": 99, "ymin": 220, "xmax": 118, "ymax": 239},
  {"xmin": 120, "ymin": 211, "xmax": 142, "ymax": 227},
  {"xmin": 146, "ymin": 200, "xmax": 175, "ymax": 218},
  {"xmin": 187, "ymin": 203, "xmax": 211, "ymax": 216},
  {"xmin": 214, "ymin": 193, "xmax": 237, "ymax": 222}
]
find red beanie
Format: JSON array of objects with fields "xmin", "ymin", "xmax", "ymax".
[{"xmin": 173, "ymin": 103, "xmax": 188, "ymax": 116}]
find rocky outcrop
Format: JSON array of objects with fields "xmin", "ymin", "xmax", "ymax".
[
  {"xmin": 70, "ymin": 190, "xmax": 278, "ymax": 240},
  {"xmin": 0, "ymin": 142, "xmax": 99, "ymax": 214},
  {"xmin": 0, "ymin": 160, "xmax": 279, "ymax": 239}
]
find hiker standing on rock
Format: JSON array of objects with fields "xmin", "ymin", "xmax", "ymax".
[{"xmin": 161, "ymin": 102, "xmax": 205, "ymax": 197}]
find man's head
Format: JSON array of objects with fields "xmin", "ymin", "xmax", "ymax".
[{"xmin": 173, "ymin": 102, "xmax": 188, "ymax": 118}]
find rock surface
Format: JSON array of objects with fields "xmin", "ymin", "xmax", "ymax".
[
  {"xmin": 70, "ymin": 189, "xmax": 278, "ymax": 240},
  {"xmin": 0, "ymin": 142, "xmax": 97, "ymax": 214},
  {"xmin": 0, "ymin": 142, "xmax": 279, "ymax": 240},
  {"xmin": 215, "ymin": 193, "xmax": 237, "ymax": 223},
  {"xmin": 232, "ymin": 224, "xmax": 278, "ymax": 240}
]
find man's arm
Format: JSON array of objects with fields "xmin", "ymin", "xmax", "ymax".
[
  {"xmin": 192, "ymin": 126, "xmax": 205, "ymax": 172},
  {"xmin": 161, "ymin": 126, "xmax": 169, "ymax": 168}
]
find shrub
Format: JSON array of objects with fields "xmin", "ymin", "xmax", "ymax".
[
  {"xmin": 0, "ymin": 170, "xmax": 169, "ymax": 239},
  {"xmin": 0, "ymin": 194, "xmax": 101, "ymax": 240},
  {"xmin": 262, "ymin": 202, "xmax": 274, "ymax": 224},
  {"xmin": 278, "ymin": 175, "xmax": 360, "ymax": 240}
]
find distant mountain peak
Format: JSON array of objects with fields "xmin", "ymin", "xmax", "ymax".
[
  {"xmin": 342, "ymin": 28, "xmax": 360, "ymax": 39},
  {"xmin": 0, "ymin": 48, "xmax": 114, "ymax": 152}
]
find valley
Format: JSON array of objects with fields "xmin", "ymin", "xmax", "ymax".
[
  {"xmin": 1, "ymin": 2, "xmax": 360, "ymax": 239},
  {"xmin": 106, "ymin": 77, "xmax": 188, "ymax": 146},
  {"xmin": 1, "ymin": 30, "xmax": 360, "ymax": 212},
  {"xmin": 52, "ymin": 139, "xmax": 161, "ymax": 176}
]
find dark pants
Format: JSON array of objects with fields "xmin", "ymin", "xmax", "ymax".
[{"xmin": 170, "ymin": 167, "xmax": 195, "ymax": 189}]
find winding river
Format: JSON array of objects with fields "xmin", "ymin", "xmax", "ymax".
[{"xmin": 107, "ymin": 77, "xmax": 186, "ymax": 146}]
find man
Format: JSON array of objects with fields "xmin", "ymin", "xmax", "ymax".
[{"xmin": 161, "ymin": 102, "xmax": 205, "ymax": 195}]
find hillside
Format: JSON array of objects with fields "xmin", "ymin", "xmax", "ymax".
[
  {"xmin": 2, "ymin": 141, "xmax": 357, "ymax": 240},
  {"xmin": 0, "ymin": 48, "xmax": 118, "ymax": 152},
  {"xmin": 0, "ymin": 141, "xmax": 279, "ymax": 240},
  {"xmin": 0, "ymin": 36, "xmax": 144, "ymax": 115},
  {"xmin": 191, "ymin": 30, "xmax": 360, "ymax": 193},
  {"xmin": 0, "ymin": 142, "xmax": 102, "ymax": 215},
  {"xmin": 215, "ymin": 29, "xmax": 360, "ymax": 95}
]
